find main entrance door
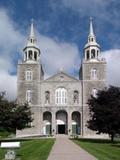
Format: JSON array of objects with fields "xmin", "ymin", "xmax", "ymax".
[
  {"xmin": 58, "ymin": 125, "xmax": 65, "ymax": 134},
  {"xmin": 56, "ymin": 110, "xmax": 68, "ymax": 134}
]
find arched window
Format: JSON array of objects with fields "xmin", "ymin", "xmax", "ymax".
[
  {"xmin": 45, "ymin": 91, "xmax": 50, "ymax": 104},
  {"xmin": 91, "ymin": 68, "xmax": 97, "ymax": 79},
  {"xmin": 91, "ymin": 49, "xmax": 95, "ymax": 58},
  {"xmin": 28, "ymin": 50, "xmax": 32, "ymax": 59},
  {"xmin": 73, "ymin": 91, "xmax": 79, "ymax": 104},
  {"xmin": 26, "ymin": 70, "xmax": 32, "ymax": 81},
  {"xmin": 55, "ymin": 88, "xmax": 67, "ymax": 105},
  {"xmin": 34, "ymin": 51, "xmax": 37, "ymax": 60},
  {"xmin": 26, "ymin": 89, "xmax": 32, "ymax": 103},
  {"xmin": 92, "ymin": 88, "xmax": 98, "ymax": 98},
  {"xmin": 86, "ymin": 50, "xmax": 89, "ymax": 60},
  {"xmin": 97, "ymin": 50, "xmax": 99, "ymax": 57},
  {"xmin": 88, "ymin": 37, "xmax": 91, "ymax": 42}
]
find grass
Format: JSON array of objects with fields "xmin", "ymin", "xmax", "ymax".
[
  {"xmin": 0, "ymin": 138, "xmax": 55, "ymax": 160},
  {"xmin": 73, "ymin": 138, "xmax": 120, "ymax": 160}
]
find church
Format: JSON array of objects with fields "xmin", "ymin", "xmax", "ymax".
[{"xmin": 17, "ymin": 19, "xmax": 106, "ymax": 137}]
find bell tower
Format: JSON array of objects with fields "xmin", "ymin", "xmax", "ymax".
[
  {"xmin": 84, "ymin": 17, "xmax": 100, "ymax": 61},
  {"xmin": 80, "ymin": 18, "xmax": 106, "ymax": 136},
  {"xmin": 17, "ymin": 20, "xmax": 44, "ymax": 105},
  {"xmin": 23, "ymin": 20, "xmax": 40, "ymax": 63}
]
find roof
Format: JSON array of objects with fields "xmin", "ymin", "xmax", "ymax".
[{"xmin": 44, "ymin": 71, "xmax": 79, "ymax": 82}]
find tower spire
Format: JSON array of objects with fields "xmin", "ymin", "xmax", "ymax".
[
  {"xmin": 30, "ymin": 19, "xmax": 35, "ymax": 38},
  {"xmin": 89, "ymin": 17, "xmax": 94, "ymax": 36},
  {"xmin": 84, "ymin": 18, "xmax": 100, "ymax": 61},
  {"xmin": 88, "ymin": 17, "xmax": 96, "ymax": 43},
  {"xmin": 27, "ymin": 19, "xmax": 36, "ymax": 46}
]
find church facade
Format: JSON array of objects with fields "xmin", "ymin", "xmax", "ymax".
[{"xmin": 17, "ymin": 19, "xmax": 106, "ymax": 137}]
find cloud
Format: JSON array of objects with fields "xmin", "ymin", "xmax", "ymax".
[
  {"xmin": 103, "ymin": 49, "xmax": 120, "ymax": 87},
  {"xmin": 0, "ymin": 70, "xmax": 17, "ymax": 101},
  {"xmin": 0, "ymin": 8, "xmax": 25, "ymax": 100},
  {"xmin": 38, "ymin": 35, "xmax": 80, "ymax": 78},
  {"xmin": 0, "ymin": 9, "xmax": 24, "ymax": 56}
]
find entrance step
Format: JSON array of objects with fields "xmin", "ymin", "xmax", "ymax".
[{"xmin": 55, "ymin": 134, "xmax": 69, "ymax": 139}]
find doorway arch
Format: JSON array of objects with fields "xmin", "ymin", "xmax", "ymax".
[
  {"xmin": 43, "ymin": 111, "xmax": 52, "ymax": 135},
  {"xmin": 72, "ymin": 111, "xmax": 81, "ymax": 135},
  {"xmin": 56, "ymin": 110, "xmax": 68, "ymax": 134}
]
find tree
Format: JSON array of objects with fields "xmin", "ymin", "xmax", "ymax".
[
  {"xmin": 87, "ymin": 86, "xmax": 120, "ymax": 142},
  {"xmin": 0, "ymin": 92, "xmax": 33, "ymax": 134}
]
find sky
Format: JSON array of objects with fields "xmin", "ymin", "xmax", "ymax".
[{"xmin": 0, "ymin": 0, "xmax": 120, "ymax": 100}]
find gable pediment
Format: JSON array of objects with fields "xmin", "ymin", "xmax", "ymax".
[{"xmin": 44, "ymin": 72, "xmax": 79, "ymax": 82}]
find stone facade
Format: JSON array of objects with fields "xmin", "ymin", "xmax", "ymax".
[{"xmin": 16, "ymin": 19, "xmax": 106, "ymax": 137}]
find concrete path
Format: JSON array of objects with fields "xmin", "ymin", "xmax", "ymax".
[{"xmin": 47, "ymin": 135, "xmax": 97, "ymax": 160}]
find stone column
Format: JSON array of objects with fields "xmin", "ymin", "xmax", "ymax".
[
  {"xmin": 68, "ymin": 111, "xmax": 72, "ymax": 136},
  {"xmin": 23, "ymin": 53, "xmax": 25, "ymax": 61},
  {"xmin": 32, "ymin": 50, "xmax": 34, "ymax": 60},
  {"xmin": 39, "ymin": 111, "xmax": 43, "ymax": 135},
  {"xmin": 95, "ymin": 50, "xmax": 97, "ymax": 59},
  {"xmin": 85, "ymin": 52, "xmax": 87, "ymax": 60},
  {"xmin": 27, "ymin": 51, "xmax": 29, "ymax": 60},
  {"xmin": 79, "ymin": 111, "xmax": 83, "ymax": 136},
  {"xmin": 90, "ymin": 50, "xmax": 91, "ymax": 59},
  {"xmin": 52, "ymin": 111, "xmax": 56, "ymax": 136}
]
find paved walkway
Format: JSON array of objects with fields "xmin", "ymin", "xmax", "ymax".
[{"xmin": 47, "ymin": 135, "xmax": 97, "ymax": 160}]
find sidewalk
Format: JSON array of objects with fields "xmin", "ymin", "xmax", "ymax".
[{"xmin": 47, "ymin": 135, "xmax": 97, "ymax": 160}]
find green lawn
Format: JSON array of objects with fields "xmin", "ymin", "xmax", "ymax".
[
  {"xmin": 0, "ymin": 139, "xmax": 55, "ymax": 160},
  {"xmin": 73, "ymin": 138, "xmax": 120, "ymax": 160}
]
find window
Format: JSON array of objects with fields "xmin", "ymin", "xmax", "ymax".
[
  {"xmin": 26, "ymin": 70, "xmax": 32, "ymax": 81},
  {"xmin": 28, "ymin": 114, "xmax": 34, "ymax": 127},
  {"xmin": 92, "ymin": 88, "xmax": 98, "ymax": 98},
  {"xmin": 86, "ymin": 50, "xmax": 89, "ymax": 60},
  {"xmin": 55, "ymin": 88, "xmax": 67, "ymax": 105},
  {"xmin": 91, "ymin": 49, "xmax": 95, "ymax": 58},
  {"xmin": 26, "ymin": 89, "xmax": 32, "ymax": 103},
  {"xmin": 97, "ymin": 50, "xmax": 99, "ymax": 57},
  {"xmin": 34, "ymin": 51, "xmax": 37, "ymax": 60},
  {"xmin": 28, "ymin": 50, "xmax": 32, "ymax": 59},
  {"xmin": 91, "ymin": 68, "xmax": 97, "ymax": 80}
]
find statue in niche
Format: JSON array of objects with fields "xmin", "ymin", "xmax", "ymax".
[
  {"xmin": 45, "ymin": 91, "xmax": 50, "ymax": 104},
  {"xmin": 73, "ymin": 91, "xmax": 79, "ymax": 104}
]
